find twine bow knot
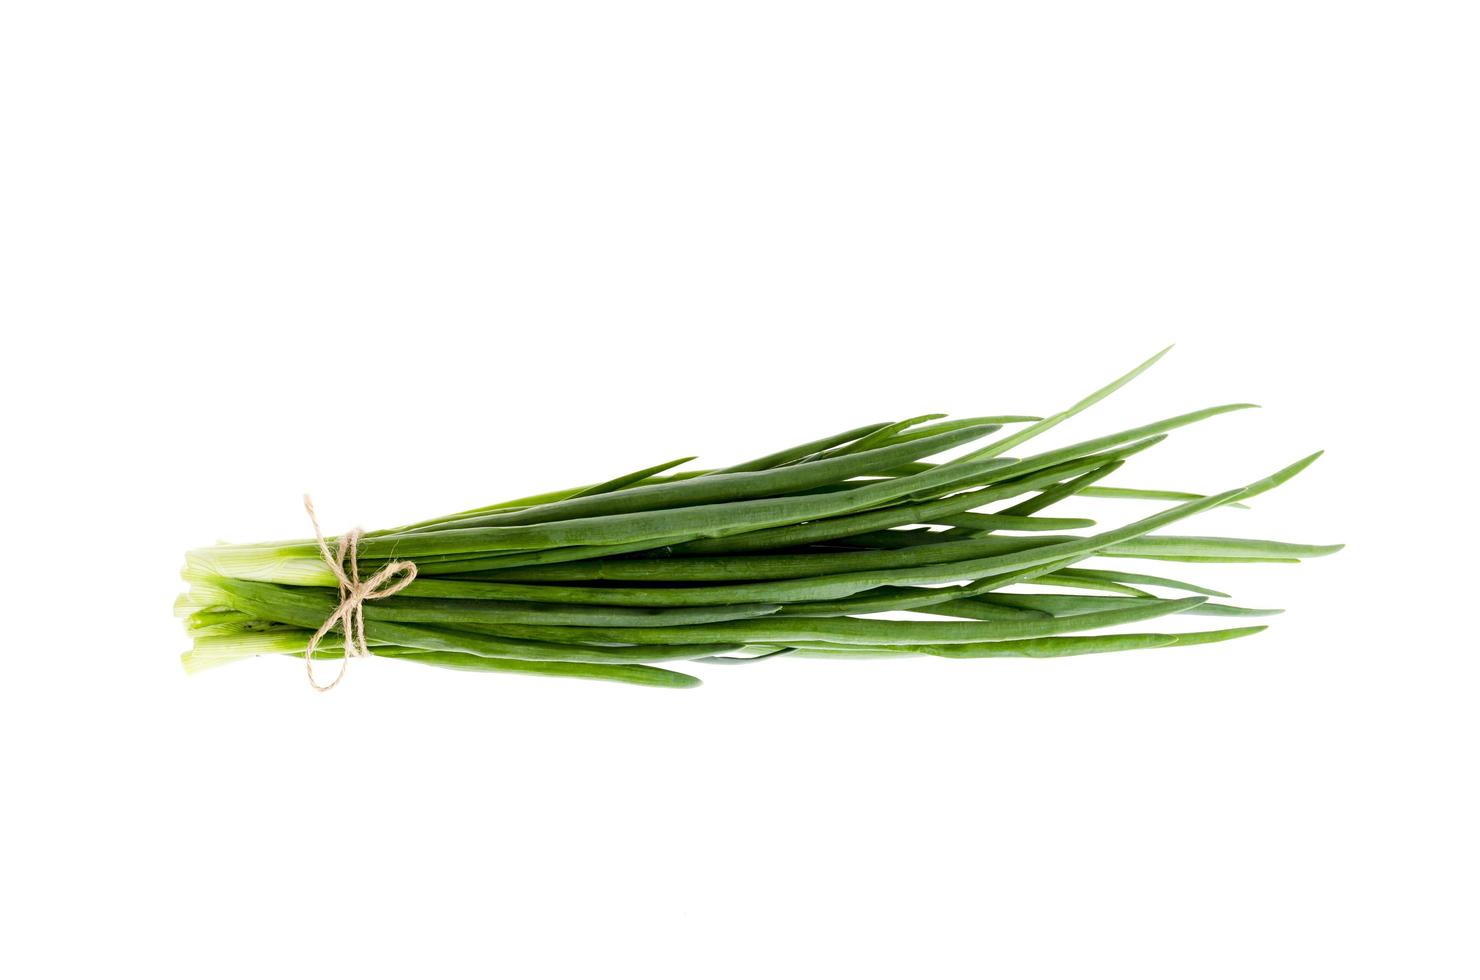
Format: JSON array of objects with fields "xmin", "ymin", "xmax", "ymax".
[{"xmin": 303, "ymin": 495, "xmax": 418, "ymax": 692}]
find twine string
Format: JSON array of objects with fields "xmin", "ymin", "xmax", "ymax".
[{"xmin": 302, "ymin": 495, "xmax": 418, "ymax": 692}]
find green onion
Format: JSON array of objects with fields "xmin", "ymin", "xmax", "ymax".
[{"xmin": 178, "ymin": 351, "xmax": 1340, "ymax": 689}]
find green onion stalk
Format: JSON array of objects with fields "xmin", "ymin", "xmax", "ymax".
[{"xmin": 177, "ymin": 348, "xmax": 1341, "ymax": 689}]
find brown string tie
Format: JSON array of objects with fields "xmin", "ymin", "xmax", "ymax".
[{"xmin": 302, "ymin": 495, "xmax": 418, "ymax": 692}]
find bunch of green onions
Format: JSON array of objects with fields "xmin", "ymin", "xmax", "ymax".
[{"xmin": 177, "ymin": 350, "xmax": 1340, "ymax": 689}]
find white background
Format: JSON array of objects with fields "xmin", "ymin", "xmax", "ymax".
[{"xmin": 2, "ymin": 3, "xmax": 1476, "ymax": 977}]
